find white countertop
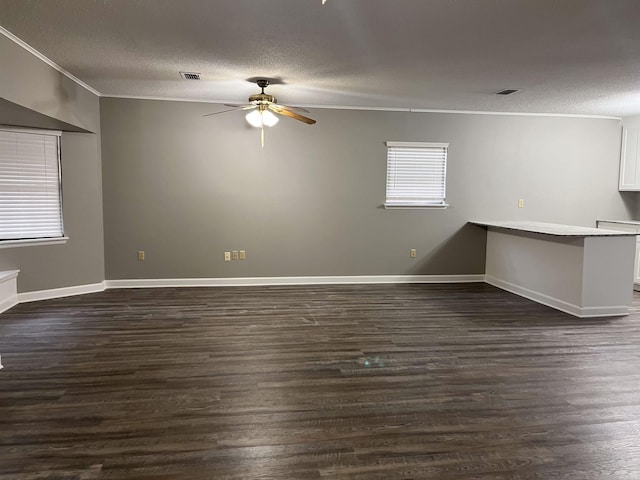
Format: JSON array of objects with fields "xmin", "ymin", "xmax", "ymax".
[
  {"xmin": 471, "ymin": 220, "xmax": 635, "ymax": 237},
  {"xmin": 597, "ymin": 219, "xmax": 640, "ymax": 226}
]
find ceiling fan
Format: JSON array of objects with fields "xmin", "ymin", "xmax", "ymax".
[{"xmin": 204, "ymin": 79, "xmax": 316, "ymax": 147}]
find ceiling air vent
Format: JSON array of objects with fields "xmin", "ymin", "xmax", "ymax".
[
  {"xmin": 495, "ymin": 88, "xmax": 520, "ymax": 96},
  {"xmin": 179, "ymin": 72, "xmax": 201, "ymax": 80}
]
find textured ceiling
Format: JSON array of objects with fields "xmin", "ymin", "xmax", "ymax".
[{"xmin": 1, "ymin": 0, "xmax": 640, "ymax": 117}]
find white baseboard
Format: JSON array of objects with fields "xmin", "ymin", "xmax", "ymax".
[
  {"xmin": 5, "ymin": 275, "xmax": 628, "ymax": 318},
  {"xmin": 0, "ymin": 275, "xmax": 483, "ymax": 312},
  {"xmin": 18, "ymin": 281, "xmax": 106, "ymax": 303},
  {"xmin": 105, "ymin": 274, "xmax": 485, "ymax": 289},
  {"xmin": 485, "ymin": 276, "xmax": 628, "ymax": 318}
]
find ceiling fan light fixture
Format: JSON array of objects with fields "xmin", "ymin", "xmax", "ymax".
[
  {"xmin": 245, "ymin": 109, "xmax": 279, "ymax": 128},
  {"xmin": 262, "ymin": 110, "xmax": 279, "ymax": 127},
  {"xmin": 245, "ymin": 110, "xmax": 262, "ymax": 128}
]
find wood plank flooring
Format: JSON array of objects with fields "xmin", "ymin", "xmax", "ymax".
[{"xmin": 2, "ymin": 283, "xmax": 640, "ymax": 479}]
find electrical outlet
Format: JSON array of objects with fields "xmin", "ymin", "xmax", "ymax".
[
  {"xmin": 137, "ymin": 250, "xmax": 145, "ymax": 261},
  {"xmin": 232, "ymin": 250, "xmax": 239, "ymax": 260},
  {"xmin": 410, "ymin": 248, "xmax": 417, "ymax": 258},
  {"xmin": 239, "ymin": 250, "xmax": 246, "ymax": 260},
  {"xmin": 224, "ymin": 251, "xmax": 231, "ymax": 262},
  {"xmin": 518, "ymin": 199, "xmax": 524, "ymax": 208}
]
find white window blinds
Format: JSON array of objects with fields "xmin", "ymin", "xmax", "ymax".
[
  {"xmin": 385, "ymin": 141, "xmax": 449, "ymax": 207},
  {"xmin": 0, "ymin": 129, "xmax": 64, "ymax": 241}
]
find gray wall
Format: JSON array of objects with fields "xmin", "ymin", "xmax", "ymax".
[
  {"xmin": 0, "ymin": 34, "xmax": 105, "ymax": 293},
  {"xmin": 101, "ymin": 97, "xmax": 632, "ymax": 280},
  {"xmin": 0, "ymin": 29, "xmax": 636, "ymax": 291},
  {"xmin": 0, "ymin": 34, "xmax": 99, "ymax": 132}
]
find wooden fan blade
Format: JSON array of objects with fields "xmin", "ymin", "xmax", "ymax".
[
  {"xmin": 203, "ymin": 105, "xmax": 255, "ymax": 117},
  {"xmin": 269, "ymin": 105, "xmax": 316, "ymax": 125},
  {"xmin": 279, "ymin": 104, "xmax": 310, "ymax": 114},
  {"xmin": 225, "ymin": 103, "xmax": 260, "ymax": 109}
]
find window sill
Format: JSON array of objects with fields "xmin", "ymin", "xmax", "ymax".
[
  {"xmin": 0, "ymin": 237, "xmax": 69, "ymax": 249},
  {"xmin": 383, "ymin": 204, "xmax": 449, "ymax": 209}
]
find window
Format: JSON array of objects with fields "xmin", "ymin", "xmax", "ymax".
[
  {"xmin": 385, "ymin": 141, "xmax": 449, "ymax": 208},
  {"xmin": 0, "ymin": 128, "xmax": 64, "ymax": 243}
]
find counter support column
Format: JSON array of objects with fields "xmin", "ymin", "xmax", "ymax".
[{"xmin": 473, "ymin": 221, "xmax": 636, "ymax": 318}]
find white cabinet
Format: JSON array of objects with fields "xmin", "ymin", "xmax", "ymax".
[
  {"xmin": 619, "ymin": 125, "xmax": 640, "ymax": 191},
  {"xmin": 597, "ymin": 221, "xmax": 640, "ymax": 290}
]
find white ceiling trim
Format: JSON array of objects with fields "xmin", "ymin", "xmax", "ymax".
[
  {"xmin": 0, "ymin": 26, "xmax": 101, "ymax": 97},
  {"xmin": 407, "ymin": 108, "xmax": 621, "ymax": 121},
  {"xmin": 103, "ymin": 94, "xmax": 621, "ymax": 120},
  {"xmin": 102, "ymin": 94, "xmax": 255, "ymax": 105}
]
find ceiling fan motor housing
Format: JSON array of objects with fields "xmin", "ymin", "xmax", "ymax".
[
  {"xmin": 249, "ymin": 79, "xmax": 276, "ymax": 104},
  {"xmin": 249, "ymin": 93, "xmax": 277, "ymax": 104}
]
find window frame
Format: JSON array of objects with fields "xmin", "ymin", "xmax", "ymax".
[
  {"xmin": 0, "ymin": 126, "xmax": 67, "ymax": 247},
  {"xmin": 384, "ymin": 141, "xmax": 449, "ymax": 209}
]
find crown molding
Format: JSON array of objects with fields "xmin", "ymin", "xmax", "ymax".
[
  {"xmin": 102, "ymin": 94, "xmax": 621, "ymax": 120},
  {"xmin": 0, "ymin": 26, "xmax": 101, "ymax": 97}
]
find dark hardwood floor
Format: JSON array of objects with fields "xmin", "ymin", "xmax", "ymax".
[{"xmin": 2, "ymin": 283, "xmax": 640, "ymax": 479}]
